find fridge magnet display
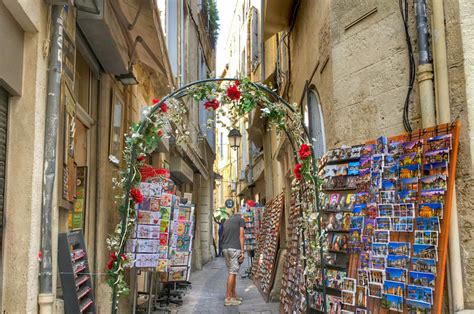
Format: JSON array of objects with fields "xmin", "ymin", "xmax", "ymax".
[
  {"xmin": 414, "ymin": 230, "xmax": 439, "ymax": 246},
  {"xmin": 411, "ymin": 258, "xmax": 437, "ymax": 274},
  {"xmin": 342, "ymin": 290, "xmax": 356, "ymax": 306},
  {"xmin": 368, "ymin": 269, "xmax": 385, "ymax": 284},
  {"xmin": 386, "ymin": 267, "xmax": 407, "ymax": 283},
  {"xmin": 407, "ymin": 284, "xmax": 433, "ymax": 304},
  {"xmin": 374, "ymin": 230, "xmax": 390, "ymax": 243},
  {"xmin": 382, "ymin": 294, "xmax": 404, "ymax": 312},
  {"xmin": 370, "ymin": 255, "xmax": 386, "ymax": 270},
  {"xmin": 415, "ymin": 217, "xmax": 440, "ymax": 232},
  {"xmin": 383, "ymin": 280, "xmax": 405, "ymax": 297},
  {"xmin": 413, "ymin": 244, "xmax": 437, "ymax": 260},
  {"xmin": 371, "ymin": 242, "xmax": 388, "ymax": 256},
  {"xmin": 388, "ymin": 242, "xmax": 410, "ymax": 256},
  {"xmin": 407, "ymin": 299, "xmax": 432, "ymax": 313},
  {"xmin": 342, "ymin": 278, "xmax": 356, "ymax": 292},
  {"xmin": 358, "ymin": 269, "xmax": 369, "ymax": 285},
  {"xmin": 376, "ymin": 217, "xmax": 391, "ymax": 230},
  {"xmin": 386, "ymin": 254, "xmax": 409, "ymax": 269},
  {"xmin": 418, "ymin": 203, "xmax": 443, "ymax": 218},
  {"xmin": 368, "ymin": 282, "xmax": 383, "ymax": 299},
  {"xmin": 392, "ymin": 217, "xmax": 414, "ymax": 232},
  {"xmin": 409, "ymin": 271, "xmax": 436, "ymax": 288},
  {"xmin": 355, "ymin": 285, "xmax": 368, "ymax": 308},
  {"xmin": 421, "ymin": 174, "xmax": 447, "ymax": 191}
]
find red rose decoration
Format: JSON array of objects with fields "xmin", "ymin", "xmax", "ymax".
[
  {"xmin": 120, "ymin": 253, "xmax": 127, "ymax": 261},
  {"xmin": 152, "ymin": 98, "xmax": 159, "ymax": 104},
  {"xmin": 155, "ymin": 168, "xmax": 169, "ymax": 176},
  {"xmin": 294, "ymin": 163, "xmax": 303, "ymax": 180},
  {"xmin": 157, "ymin": 130, "xmax": 164, "ymax": 137},
  {"xmin": 246, "ymin": 200, "xmax": 256, "ymax": 207},
  {"xmin": 298, "ymin": 143, "xmax": 312, "ymax": 160},
  {"xmin": 107, "ymin": 252, "xmax": 117, "ymax": 270},
  {"xmin": 227, "ymin": 84, "xmax": 241, "ymax": 101},
  {"xmin": 159, "ymin": 103, "xmax": 168, "ymax": 113},
  {"xmin": 130, "ymin": 187, "xmax": 143, "ymax": 204},
  {"xmin": 137, "ymin": 155, "xmax": 146, "ymax": 162},
  {"xmin": 204, "ymin": 99, "xmax": 220, "ymax": 110},
  {"xmin": 235, "ymin": 80, "xmax": 240, "ymax": 86}
]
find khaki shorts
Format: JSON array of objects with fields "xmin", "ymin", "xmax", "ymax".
[{"xmin": 223, "ymin": 248, "xmax": 241, "ymax": 274}]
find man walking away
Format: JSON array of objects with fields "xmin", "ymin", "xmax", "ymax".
[{"xmin": 221, "ymin": 210, "xmax": 245, "ymax": 306}]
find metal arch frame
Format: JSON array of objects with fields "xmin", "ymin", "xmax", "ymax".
[{"xmin": 111, "ymin": 78, "xmax": 327, "ymax": 313}]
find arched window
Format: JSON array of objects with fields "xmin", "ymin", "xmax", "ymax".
[{"xmin": 303, "ymin": 88, "xmax": 326, "ymax": 158}]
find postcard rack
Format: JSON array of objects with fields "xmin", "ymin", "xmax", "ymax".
[
  {"xmin": 58, "ymin": 230, "xmax": 96, "ymax": 313},
  {"xmin": 252, "ymin": 193, "xmax": 284, "ymax": 301},
  {"xmin": 310, "ymin": 122, "xmax": 460, "ymax": 314}
]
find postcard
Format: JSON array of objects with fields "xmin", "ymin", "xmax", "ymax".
[
  {"xmin": 356, "ymin": 192, "xmax": 369, "ymax": 204},
  {"xmin": 327, "ymin": 295, "xmax": 343, "ymax": 314},
  {"xmin": 411, "ymin": 258, "xmax": 437, "ymax": 274},
  {"xmin": 418, "ymin": 203, "xmax": 444, "ymax": 219},
  {"xmin": 159, "ymin": 232, "xmax": 169, "ymax": 246},
  {"xmin": 395, "ymin": 203, "xmax": 415, "ymax": 217},
  {"xmin": 368, "ymin": 269, "xmax": 385, "ymax": 284},
  {"xmin": 359, "ymin": 251, "xmax": 369, "ymax": 268},
  {"xmin": 176, "ymin": 235, "xmax": 191, "ymax": 252},
  {"xmin": 363, "ymin": 218, "xmax": 376, "ymax": 237},
  {"xmin": 137, "ymin": 210, "xmax": 161, "ymax": 225},
  {"xmin": 357, "ymin": 269, "xmax": 368, "ymax": 285},
  {"xmin": 389, "ymin": 140, "xmax": 403, "ymax": 155},
  {"xmin": 385, "ymin": 154, "xmax": 398, "ymax": 167},
  {"xmin": 361, "ymin": 236, "xmax": 372, "ymax": 252},
  {"xmin": 372, "ymin": 242, "xmax": 388, "ymax": 256},
  {"xmin": 368, "ymin": 282, "xmax": 383, "ymax": 299},
  {"xmin": 355, "ymin": 286, "xmax": 368, "ymax": 308},
  {"xmin": 350, "ymin": 216, "xmax": 365, "ymax": 230},
  {"xmin": 350, "ymin": 145, "xmax": 363, "ymax": 159},
  {"xmin": 355, "ymin": 309, "xmax": 367, "ymax": 314},
  {"xmin": 400, "ymin": 164, "xmax": 421, "ymax": 179},
  {"xmin": 370, "ymin": 256, "xmax": 386, "ymax": 270},
  {"xmin": 392, "ymin": 217, "xmax": 414, "ymax": 232},
  {"xmin": 367, "ymin": 202, "xmax": 377, "ymax": 218},
  {"xmin": 415, "ymin": 230, "xmax": 439, "ymax": 246},
  {"xmin": 407, "ymin": 299, "xmax": 432, "ymax": 313},
  {"xmin": 160, "ymin": 193, "xmax": 173, "ymax": 207},
  {"xmin": 388, "ymin": 242, "xmax": 410, "ymax": 256},
  {"xmin": 327, "ymin": 269, "xmax": 346, "ymax": 289},
  {"xmin": 407, "ymin": 284, "xmax": 433, "ymax": 304},
  {"xmin": 378, "ymin": 204, "xmax": 393, "ymax": 217},
  {"xmin": 160, "ymin": 206, "xmax": 171, "ymax": 220},
  {"xmin": 353, "ymin": 203, "xmax": 367, "ymax": 216},
  {"xmin": 342, "ymin": 278, "xmax": 356, "ymax": 292},
  {"xmin": 158, "ymin": 246, "xmax": 168, "ymax": 259},
  {"xmin": 421, "ymin": 190, "xmax": 445, "ymax": 204},
  {"xmin": 413, "ymin": 244, "xmax": 437, "ymax": 260},
  {"xmin": 341, "ymin": 311, "xmax": 354, "ymax": 314},
  {"xmin": 421, "ymin": 174, "xmax": 447, "ymax": 191},
  {"xmin": 382, "ymin": 293, "xmax": 404, "ymax": 312},
  {"xmin": 329, "ymin": 233, "xmax": 348, "ymax": 252},
  {"xmin": 376, "ymin": 217, "xmax": 391, "ymax": 230},
  {"xmin": 402, "ymin": 139, "xmax": 423, "ymax": 155},
  {"xmin": 400, "ymin": 177, "xmax": 419, "ymax": 190},
  {"xmin": 361, "ymin": 144, "xmax": 376, "ymax": 156},
  {"xmin": 416, "ymin": 217, "xmax": 440, "ymax": 232},
  {"xmin": 149, "ymin": 197, "xmax": 160, "ymax": 212},
  {"xmin": 383, "ymin": 280, "xmax": 405, "ymax": 297},
  {"xmin": 424, "ymin": 149, "xmax": 449, "ymax": 165},
  {"xmin": 374, "ymin": 230, "xmax": 390, "ymax": 243},
  {"xmin": 160, "ymin": 219, "xmax": 170, "ymax": 233},
  {"xmin": 380, "ymin": 190, "xmax": 397, "ymax": 204},
  {"xmin": 327, "ymin": 149, "xmax": 342, "ymax": 162},
  {"xmin": 387, "ymin": 255, "xmax": 409, "ymax": 269},
  {"xmin": 349, "ymin": 229, "xmax": 362, "ymax": 252},
  {"xmin": 376, "ymin": 136, "xmax": 388, "ymax": 154},
  {"xmin": 371, "ymin": 154, "xmax": 385, "ymax": 173},
  {"xmin": 386, "ymin": 267, "xmax": 408, "ymax": 283},
  {"xmin": 359, "ymin": 157, "xmax": 371, "ymax": 170},
  {"xmin": 400, "ymin": 152, "xmax": 422, "ymax": 167},
  {"xmin": 348, "ymin": 161, "xmax": 360, "ymax": 176},
  {"xmin": 398, "ymin": 189, "xmax": 418, "ymax": 204},
  {"xmin": 381, "ymin": 179, "xmax": 397, "ymax": 192},
  {"xmin": 342, "ymin": 290, "xmax": 355, "ymax": 306},
  {"xmin": 134, "ymin": 253, "xmax": 160, "ymax": 268},
  {"xmin": 371, "ymin": 172, "xmax": 382, "ymax": 189},
  {"xmin": 427, "ymin": 133, "xmax": 452, "ymax": 150},
  {"xmin": 136, "ymin": 225, "xmax": 161, "ymax": 239},
  {"xmin": 156, "ymin": 259, "xmax": 168, "ymax": 272},
  {"xmin": 423, "ymin": 161, "xmax": 449, "ymax": 173},
  {"xmin": 410, "ymin": 271, "xmax": 436, "ymax": 288}
]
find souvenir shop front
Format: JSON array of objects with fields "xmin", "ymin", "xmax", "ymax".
[{"xmin": 274, "ymin": 122, "xmax": 460, "ymax": 314}]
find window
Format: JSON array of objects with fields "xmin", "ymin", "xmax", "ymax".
[{"xmin": 303, "ymin": 89, "xmax": 326, "ymax": 158}]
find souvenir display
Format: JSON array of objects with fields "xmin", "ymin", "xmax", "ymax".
[
  {"xmin": 241, "ymin": 206, "xmax": 257, "ymax": 251},
  {"xmin": 305, "ymin": 125, "xmax": 458, "ymax": 313}
]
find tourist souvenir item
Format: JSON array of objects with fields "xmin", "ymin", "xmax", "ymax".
[
  {"xmin": 386, "ymin": 255, "xmax": 409, "ymax": 269},
  {"xmin": 368, "ymin": 269, "xmax": 385, "ymax": 284},
  {"xmin": 414, "ymin": 230, "xmax": 438, "ymax": 246},
  {"xmin": 409, "ymin": 271, "xmax": 436, "ymax": 288},
  {"xmin": 386, "ymin": 267, "xmax": 407, "ymax": 283},
  {"xmin": 358, "ymin": 269, "xmax": 369, "ymax": 286},
  {"xmin": 383, "ymin": 280, "xmax": 405, "ymax": 297},
  {"xmin": 355, "ymin": 286, "xmax": 368, "ymax": 308},
  {"xmin": 368, "ymin": 282, "xmax": 383, "ymax": 299},
  {"xmin": 382, "ymin": 293, "xmax": 403, "ymax": 312},
  {"xmin": 421, "ymin": 174, "xmax": 447, "ymax": 191},
  {"xmin": 418, "ymin": 203, "xmax": 443, "ymax": 218},
  {"xmin": 407, "ymin": 284, "xmax": 433, "ymax": 304},
  {"xmin": 374, "ymin": 230, "xmax": 390, "ymax": 243},
  {"xmin": 342, "ymin": 290, "xmax": 355, "ymax": 306},
  {"xmin": 415, "ymin": 217, "xmax": 440, "ymax": 232},
  {"xmin": 407, "ymin": 299, "xmax": 432, "ymax": 313},
  {"xmin": 411, "ymin": 258, "xmax": 437, "ymax": 274},
  {"xmin": 413, "ymin": 244, "xmax": 437, "ymax": 260},
  {"xmin": 388, "ymin": 242, "xmax": 410, "ymax": 256},
  {"xmin": 342, "ymin": 278, "xmax": 356, "ymax": 292}
]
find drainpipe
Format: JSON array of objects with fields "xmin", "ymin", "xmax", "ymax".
[
  {"xmin": 415, "ymin": 0, "xmax": 436, "ymax": 128},
  {"xmin": 260, "ymin": 0, "xmax": 265, "ymax": 81},
  {"xmin": 431, "ymin": 1, "xmax": 465, "ymax": 312},
  {"xmin": 38, "ymin": 4, "xmax": 63, "ymax": 314}
]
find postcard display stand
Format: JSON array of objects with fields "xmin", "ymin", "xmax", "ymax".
[
  {"xmin": 242, "ymin": 206, "xmax": 257, "ymax": 251},
  {"xmin": 280, "ymin": 191, "xmax": 306, "ymax": 313},
  {"xmin": 310, "ymin": 122, "xmax": 460, "ymax": 314},
  {"xmin": 252, "ymin": 193, "xmax": 284, "ymax": 301},
  {"xmin": 58, "ymin": 230, "xmax": 96, "ymax": 313}
]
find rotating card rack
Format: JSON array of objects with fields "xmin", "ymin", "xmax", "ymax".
[
  {"xmin": 252, "ymin": 193, "xmax": 284, "ymax": 301},
  {"xmin": 310, "ymin": 121, "xmax": 460, "ymax": 314},
  {"xmin": 58, "ymin": 230, "xmax": 96, "ymax": 313}
]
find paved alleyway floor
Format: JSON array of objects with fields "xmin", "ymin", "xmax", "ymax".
[{"xmin": 172, "ymin": 257, "xmax": 280, "ymax": 313}]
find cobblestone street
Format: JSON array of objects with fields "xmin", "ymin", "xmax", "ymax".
[{"xmin": 174, "ymin": 257, "xmax": 279, "ymax": 314}]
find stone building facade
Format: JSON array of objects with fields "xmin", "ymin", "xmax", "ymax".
[{"xmin": 221, "ymin": 0, "xmax": 474, "ymax": 311}]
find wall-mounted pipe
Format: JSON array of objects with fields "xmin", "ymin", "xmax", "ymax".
[
  {"xmin": 431, "ymin": 1, "xmax": 465, "ymax": 312},
  {"xmin": 415, "ymin": 0, "xmax": 436, "ymax": 128}
]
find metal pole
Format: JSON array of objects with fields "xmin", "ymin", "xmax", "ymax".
[{"xmin": 39, "ymin": 5, "xmax": 63, "ymax": 313}]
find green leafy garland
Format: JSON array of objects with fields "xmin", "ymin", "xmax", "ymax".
[{"xmin": 106, "ymin": 78, "xmax": 326, "ymax": 311}]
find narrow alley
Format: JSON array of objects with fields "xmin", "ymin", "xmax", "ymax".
[{"xmin": 176, "ymin": 258, "xmax": 279, "ymax": 313}]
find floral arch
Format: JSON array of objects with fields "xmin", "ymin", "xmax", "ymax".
[{"xmin": 107, "ymin": 78, "xmax": 326, "ymax": 312}]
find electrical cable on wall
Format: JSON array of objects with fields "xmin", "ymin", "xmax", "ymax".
[{"xmin": 399, "ymin": 0, "xmax": 415, "ymax": 132}]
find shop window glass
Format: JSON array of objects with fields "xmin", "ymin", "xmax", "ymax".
[
  {"xmin": 303, "ymin": 89, "xmax": 326, "ymax": 158},
  {"xmin": 74, "ymin": 52, "xmax": 90, "ymax": 113}
]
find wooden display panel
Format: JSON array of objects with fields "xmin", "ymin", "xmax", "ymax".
[{"xmin": 340, "ymin": 122, "xmax": 460, "ymax": 314}]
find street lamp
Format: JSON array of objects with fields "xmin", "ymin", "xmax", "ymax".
[{"xmin": 228, "ymin": 128, "xmax": 242, "ymax": 151}]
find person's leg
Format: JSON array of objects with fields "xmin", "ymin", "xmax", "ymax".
[{"xmin": 226, "ymin": 273, "xmax": 236, "ymax": 299}]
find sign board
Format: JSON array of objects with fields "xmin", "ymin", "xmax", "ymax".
[{"xmin": 225, "ymin": 199, "xmax": 234, "ymax": 209}]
